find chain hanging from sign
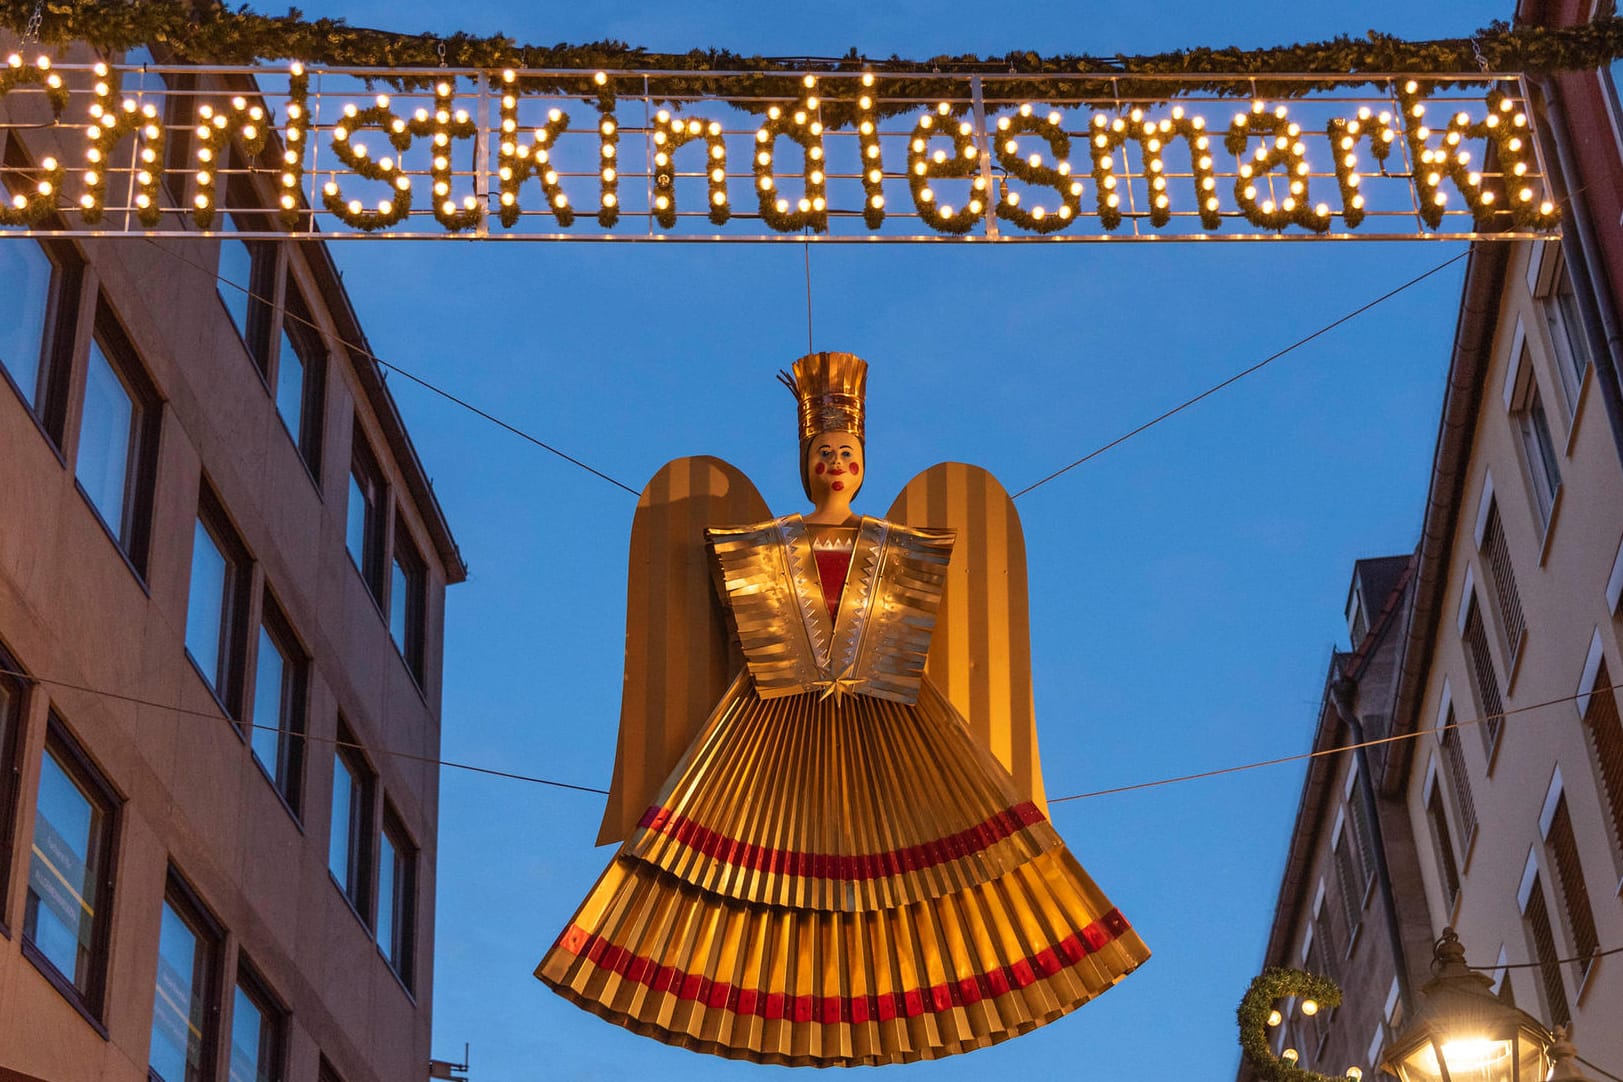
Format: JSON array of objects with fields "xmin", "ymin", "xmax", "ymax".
[{"xmin": 0, "ymin": 55, "xmax": 1563, "ymax": 241}]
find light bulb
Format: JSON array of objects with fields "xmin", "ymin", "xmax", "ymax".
[{"xmin": 1301, "ymin": 999, "xmax": 1319, "ymax": 1016}]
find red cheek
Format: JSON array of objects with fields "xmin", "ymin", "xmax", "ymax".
[
  {"xmin": 814, "ymin": 463, "xmax": 826, "ymax": 475},
  {"xmin": 849, "ymin": 463, "xmax": 860, "ymax": 476}
]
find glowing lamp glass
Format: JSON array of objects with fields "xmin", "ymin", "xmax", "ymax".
[{"xmin": 1384, "ymin": 931, "xmax": 1551, "ymax": 1082}]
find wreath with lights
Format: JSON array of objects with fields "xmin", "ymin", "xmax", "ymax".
[{"xmin": 1236, "ymin": 968, "xmax": 1354, "ymax": 1082}]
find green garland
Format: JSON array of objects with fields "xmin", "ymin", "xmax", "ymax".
[
  {"xmin": 1236, "ymin": 968, "xmax": 1353, "ymax": 1082},
  {"xmin": 752, "ymin": 75, "xmax": 827, "ymax": 232},
  {"xmin": 907, "ymin": 108, "xmax": 982, "ymax": 235},
  {"xmin": 651, "ymin": 109, "xmax": 730, "ymax": 227},
  {"xmin": 1, "ymin": 0, "xmax": 1620, "ymax": 117},
  {"xmin": 190, "ymin": 91, "xmax": 271, "ymax": 228},
  {"xmin": 994, "ymin": 108, "xmax": 1081, "ymax": 233}
]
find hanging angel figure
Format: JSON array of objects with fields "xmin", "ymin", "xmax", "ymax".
[{"xmin": 538, "ymin": 352, "xmax": 1148, "ymax": 1067}]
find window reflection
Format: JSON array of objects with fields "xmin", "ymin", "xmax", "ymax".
[
  {"xmin": 377, "ymin": 829, "xmax": 396, "ymax": 961},
  {"xmin": 77, "ymin": 341, "xmax": 137, "ymax": 539},
  {"xmin": 24, "ymin": 746, "xmax": 106, "ymax": 993},
  {"xmin": 218, "ymin": 226, "xmax": 255, "ymax": 340},
  {"xmin": 329, "ymin": 754, "xmax": 355, "ymax": 889},
  {"xmin": 251, "ymin": 627, "xmax": 286, "ymax": 781},
  {"xmin": 186, "ymin": 520, "xmax": 230, "ymax": 692},
  {"xmin": 0, "ymin": 241, "xmax": 52, "ymax": 409},
  {"xmin": 150, "ymin": 900, "xmax": 210, "ymax": 1082},
  {"xmin": 229, "ymin": 985, "xmax": 264, "ymax": 1082},
  {"xmin": 275, "ymin": 328, "xmax": 305, "ymax": 443}
]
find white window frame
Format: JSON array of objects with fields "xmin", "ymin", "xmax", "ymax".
[
  {"xmin": 1504, "ymin": 331, "xmax": 1563, "ymax": 534},
  {"xmin": 1539, "ymin": 765, "xmax": 1565, "ymax": 842},
  {"xmin": 1433, "ymin": 680, "xmax": 1454, "ymax": 744},
  {"xmin": 1576, "ymin": 628, "xmax": 1606, "ymax": 719},
  {"xmin": 1606, "ymin": 533, "xmax": 1623, "ymax": 614},
  {"xmin": 1528, "ymin": 245, "xmax": 1594, "ymax": 423},
  {"xmin": 1517, "ymin": 845, "xmax": 1541, "ymax": 914}
]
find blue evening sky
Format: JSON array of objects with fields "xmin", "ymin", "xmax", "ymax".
[{"xmin": 306, "ymin": 0, "xmax": 1508, "ymax": 1076}]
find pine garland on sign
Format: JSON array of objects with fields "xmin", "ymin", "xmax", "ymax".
[{"xmin": 0, "ymin": 1, "xmax": 1619, "ymax": 117}]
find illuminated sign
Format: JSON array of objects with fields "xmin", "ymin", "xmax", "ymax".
[{"xmin": 0, "ymin": 57, "xmax": 1560, "ymax": 241}]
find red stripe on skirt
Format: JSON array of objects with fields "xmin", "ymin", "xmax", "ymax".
[
  {"xmin": 551, "ymin": 908, "xmax": 1133, "ymax": 1022},
  {"xmin": 634, "ymin": 801, "xmax": 1046, "ymax": 881}
]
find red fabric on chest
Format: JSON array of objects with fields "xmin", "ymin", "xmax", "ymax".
[{"xmin": 813, "ymin": 551, "xmax": 851, "ymax": 621}]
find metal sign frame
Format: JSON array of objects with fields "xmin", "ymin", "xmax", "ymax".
[{"xmin": 0, "ymin": 59, "xmax": 1563, "ymax": 242}]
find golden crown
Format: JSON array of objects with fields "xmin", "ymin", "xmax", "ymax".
[{"xmin": 778, "ymin": 351, "xmax": 868, "ymax": 442}]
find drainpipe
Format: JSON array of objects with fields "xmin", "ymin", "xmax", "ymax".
[
  {"xmin": 1331, "ymin": 674, "xmax": 1416, "ymax": 1016},
  {"xmin": 1529, "ymin": 75, "xmax": 1623, "ymax": 472}
]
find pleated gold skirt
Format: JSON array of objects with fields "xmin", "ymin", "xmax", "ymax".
[{"xmin": 538, "ymin": 674, "xmax": 1149, "ymax": 1067}]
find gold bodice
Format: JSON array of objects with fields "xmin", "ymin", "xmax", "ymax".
[{"xmin": 707, "ymin": 515, "xmax": 954, "ymax": 704}]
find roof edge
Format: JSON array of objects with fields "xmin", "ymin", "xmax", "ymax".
[{"xmin": 1381, "ymin": 242, "xmax": 1510, "ymax": 794}]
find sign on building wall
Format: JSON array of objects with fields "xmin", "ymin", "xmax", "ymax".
[{"xmin": 0, "ymin": 59, "xmax": 1562, "ymax": 241}]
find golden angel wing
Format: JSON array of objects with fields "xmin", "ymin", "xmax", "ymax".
[
  {"xmin": 887, "ymin": 463, "xmax": 1048, "ymax": 816},
  {"xmin": 595, "ymin": 456, "xmax": 771, "ymax": 846}
]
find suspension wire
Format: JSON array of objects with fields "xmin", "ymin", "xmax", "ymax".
[
  {"xmin": 1579, "ymin": 1057, "xmax": 1623, "ymax": 1082},
  {"xmin": 138, "ymin": 234, "xmax": 1466, "ymax": 507},
  {"xmin": 0, "ymin": 667, "xmax": 608, "ymax": 795},
  {"xmin": 4, "ymin": 661, "xmax": 1614, "ymax": 810},
  {"xmin": 138, "ymin": 238, "xmax": 640, "ymax": 497},
  {"xmin": 1485, "ymin": 943, "xmax": 1623, "ymax": 971},
  {"xmin": 13, "ymin": 666, "xmax": 1623, "ymax": 1005},
  {"xmin": 1009, "ymin": 249, "xmax": 1470, "ymax": 500},
  {"xmin": 92, "ymin": 218, "xmax": 1622, "ymax": 1082},
  {"xmin": 804, "ymin": 236, "xmax": 814, "ymax": 354},
  {"xmin": 1048, "ymin": 677, "xmax": 1608, "ymax": 803}
]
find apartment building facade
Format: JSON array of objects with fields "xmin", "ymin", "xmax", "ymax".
[
  {"xmin": 1241, "ymin": 1, "xmax": 1623, "ymax": 1074},
  {"xmin": 0, "ymin": 46, "xmax": 465, "ymax": 1082}
]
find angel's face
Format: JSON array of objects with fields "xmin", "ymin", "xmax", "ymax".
[{"xmin": 806, "ymin": 430, "xmax": 864, "ymax": 505}]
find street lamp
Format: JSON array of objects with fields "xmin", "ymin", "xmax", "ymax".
[{"xmin": 1383, "ymin": 928, "xmax": 1553, "ymax": 1082}]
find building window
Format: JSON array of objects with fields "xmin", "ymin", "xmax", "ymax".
[
  {"xmin": 377, "ymin": 809, "xmax": 417, "ymax": 988},
  {"xmin": 1479, "ymin": 499, "xmax": 1525, "ymax": 664},
  {"xmin": 1509, "ymin": 358, "xmax": 1562, "ymax": 529},
  {"xmin": 329, "ymin": 725, "xmax": 374, "ymax": 919},
  {"xmin": 1523, "ymin": 872, "xmax": 1571, "ymax": 1029},
  {"xmin": 1582, "ymin": 660, "xmax": 1623, "ymax": 863},
  {"xmin": 0, "ymin": 648, "xmax": 26, "ymax": 920},
  {"xmin": 0, "ymin": 239, "xmax": 57, "ymax": 415},
  {"xmin": 347, "ymin": 433, "xmax": 386, "ymax": 605},
  {"xmin": 1438, "ymin": 707, "xmax": 1478, "ymax": 852},
  {"xmin": 1331, "ymin": 823, "xmax": 1364, "ymax": 950},
  {"xmin": 1536, "ymin": 257, "xmax": 1592, "ymax": 415},
  {"xmin": 76, "ymin": 308, "xmax": 159, "ymax": 570},
  {"xmin": 391, "ymin": 524, "xmax": 426, "ymax": 685},
  {"xmin": 149, "ymin": 875, "xmax": 221, "ymax": 1082},
  {"xmin": 186, "ymin": 494, "xmax": 250, "ymax": 716},
  {"xmin": 218, "ymin": 196, "xmax": 275, "ymax": 370},
  {"xmin": 23, "ymin": 719, "xmax": 118, "ymax": 1016},
  {"xmin": 0, "ymin": 139, "xmax": 80, "ymax": 441},
  {"xmin": 1461, "ymin": 595, "xmax": 1505, "ymax": 752},
  {"xmin": 250, "ymin": 598, "xmax": 306, "ymax": 812},
  {"xmin": 229, "ymin": 962, "xmax": 287, "ymax": 1082},
  {"xmin": 1424, "ymin": 776, "xmax": 1462, "ymax": 913},
  {"xmin": 1544, "ymin": 793, "xmax": 1599, "ymax": 988},
  {"xmin": 274, "ymin": 287, "xmax": 324, "ymax": 472},
  {"xmin": 1609, "ymin": 59, "xmax": 1623, "ymax": 151}
]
